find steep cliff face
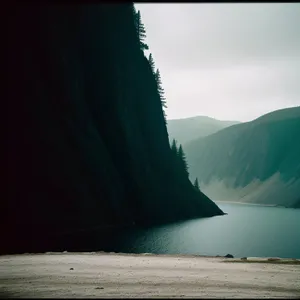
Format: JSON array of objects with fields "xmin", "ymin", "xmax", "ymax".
[{"xmin": 5, "ymin": 4, "xmax": 223, "ymax": 254}]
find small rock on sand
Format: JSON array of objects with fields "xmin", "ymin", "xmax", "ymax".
[
  {"xmin": 225, "ymin": 254, "xmax": 234, "ymax": 258},
  {"xmin": 268, "ymin": 257, "xmax": 280, "ymax": 262}
]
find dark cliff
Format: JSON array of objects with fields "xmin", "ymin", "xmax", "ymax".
[{"xmin": 5, "ymin": 3, "xmax": 223, "ymax": 254}]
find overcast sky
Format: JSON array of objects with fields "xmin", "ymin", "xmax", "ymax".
[{"xmin": 136, "ymin": 3, "xmax": 300, "ymax": 122}]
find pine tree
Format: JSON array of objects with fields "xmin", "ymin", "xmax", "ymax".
[
  {"xmin": 178, "ymin": 145, "xmax": 189, "ymax": 177},
  {"xmin": 170, "ymin": 140, "xmax": 191, "ymax": 179},
  {"xmin": 155, "ymin": 69, "xmax": 167, "ymax": 108},
  {"xmin": 194, "ymin": 178, "xmax": 200, "ymax": 191},
  {"xmin": 148, "ymin": 53, "xmax": 155, "ymax": 74},
  {"xmin": 134, "ymin": 10, "xmax": 149, "ymax": 51},
  {"xmin": 132, "ymin": 4, "xmax": 138, "ymax": 36},
  {"xmin": 171, "ymin": 139, "xmax": 178, "ymax": 153},
  {"xmin": 132, "ymin": 3, "xmax": 137, "ymax": 19},
  {"xmin": 171, "ymin": 139, "xmax": 180, "ymax": 173},
  {"xmin": 132, "ymin": 6, "xmax": 166, "ymax": 125}
]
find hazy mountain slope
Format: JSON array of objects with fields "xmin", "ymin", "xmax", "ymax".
[
  {"xmin": 5, "ymin": 3, "xmax": 223, "ymax": 254},
  {"xmin": 185, "ymin": 107, "xmax": 300, "ymax": 207},
  {"xmin": 167, "ymin": 116, "xmax": 240, "ymax": 145},
  {"xmin": 293, "ymin": 198, "xmax": 300, "ymax": 208}
]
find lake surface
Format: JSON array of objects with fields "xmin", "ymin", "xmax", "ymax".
[{"xmin": 116, "ymin": 202, "xmax": 300, "ymax": 259}]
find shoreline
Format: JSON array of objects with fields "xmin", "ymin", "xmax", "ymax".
[
  {"xmin": 215, "ymin": 200, "xmax": 298, "ymax": 209},
  {"xmin": 215, "ymin": 200, "xmax": 280, "ymax": 207},
  {"xmin": 1, "ymin": 252, "xmax": 299, "ymax": 298},
  {"xmin": 2, "ymin": 250, "xmax": 299, "ymax": 262}
]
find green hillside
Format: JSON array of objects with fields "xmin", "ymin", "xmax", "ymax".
[{"xmin": 185, "ymin": 107, "xmax": 300, "ymax": 207}]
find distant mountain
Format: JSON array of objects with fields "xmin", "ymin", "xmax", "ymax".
[
  {"xmin": 185, "ymin": 107, "xmax": 300, "ymax": 208},
  {"xmin": 167, "ymin": 116, "xmax": 240, "ymax": 145}
]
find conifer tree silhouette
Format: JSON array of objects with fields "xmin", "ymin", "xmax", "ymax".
[
  {"xmin": 194, "ymin": 178, "xmax": 200, "ymax": 191},
  {"xmin": 178, "ymin": 144, "xmax": 189, "ymax": 177},
  {"xmin": 170, "ymin": 140, "xmax": 190, "ymax": 177},
  {"xmin": 133, "ymin": 8, "xmax": 149, "ymax": 51},
  {"xmin": 171, "ymin": 138, "xmax": 178, "ymax": 154},
  {"xmin": 133, "ymin": 6, "xmax": 168, "ymax": 124},
  {"xmin": 148, "ymin": 53, "xmax": 155, "ymax": 73},
  {"xmin": 155, "ymin": 69, "xmax": 167, "ymax": 108},
  {"xmin": 154, "ymin": 68, "xmax": 167, "ymax": 124},
  {"xmin": 132, "ymin": 3, "xmax": 137, "ymax": 18}
]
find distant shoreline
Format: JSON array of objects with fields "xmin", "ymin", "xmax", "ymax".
[
  {"xmin": 2, "ymin": 251, "xmax": 299, "ymax": 261},
  {"xmin": 215, "ymin": 200, "xmax": 281, "ymax": 207}
]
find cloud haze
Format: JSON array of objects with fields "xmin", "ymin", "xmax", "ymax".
[{"xmin": 136, "ymin": 3, "xmax": 300, "ymax": 121}]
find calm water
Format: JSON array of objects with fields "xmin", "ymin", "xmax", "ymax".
[{"xmin": 116, "ymin": 203, "xmax": 300, "ymax": 259}]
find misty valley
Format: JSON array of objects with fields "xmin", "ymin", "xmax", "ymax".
[{"xmin": 168, "ymin": 107, "xmax": 300, "ymax": 210}]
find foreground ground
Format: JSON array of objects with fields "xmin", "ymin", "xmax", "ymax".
[{"xmin": 0, "ymin": 252, "xmax": 299, "ymax": 298}]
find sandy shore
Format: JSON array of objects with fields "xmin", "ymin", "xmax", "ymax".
[{"xmin": 1, "ymin": 252, "xmax": 299, "ymax": 298}]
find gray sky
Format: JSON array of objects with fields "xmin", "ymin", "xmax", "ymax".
[{"xmin": 136, "ymin": 3, "xmax": 300, "ymax": 122}]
